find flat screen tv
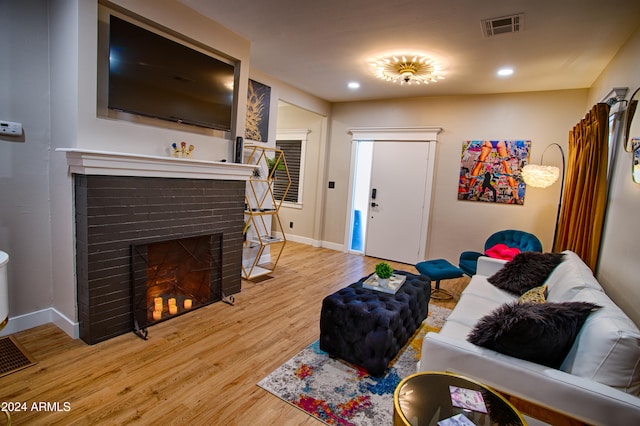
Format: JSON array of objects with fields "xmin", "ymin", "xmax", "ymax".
[{"xmin": 108, "ymin": 16, "xmax": 235, "ymax": 132}]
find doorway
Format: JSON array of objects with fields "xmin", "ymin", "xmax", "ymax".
[{"xmin": 347, "ymin": 128, "xmax": 441, "ymax": 265}]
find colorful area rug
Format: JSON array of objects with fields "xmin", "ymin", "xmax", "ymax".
[{"xmin": 257, "ymin": 304, "xmax": 452, "ymax": 425}]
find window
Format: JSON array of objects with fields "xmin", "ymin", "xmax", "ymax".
[{"xmin": 275, "ymin": 130, "xmax": 309, "ymax": 206}]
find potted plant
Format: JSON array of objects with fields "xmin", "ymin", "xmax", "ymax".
[
  {"xmin": 266, "ymin": 156, "xmax": 285, "ymax": 179},
  {"xmin": 375, "ymin": 262, "xmax": 394, "ymax": 287}
]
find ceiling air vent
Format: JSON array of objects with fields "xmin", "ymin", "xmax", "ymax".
[{"xmin": 481, "ymin": 13, "xmax": 524, "ymax": 37}]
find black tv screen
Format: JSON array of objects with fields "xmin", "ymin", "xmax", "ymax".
[{"xmin": 108, "ymin": 16, "xmax": 235, "ymax": 131}]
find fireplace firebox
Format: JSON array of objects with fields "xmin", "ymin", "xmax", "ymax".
[{"xmin": 131, "ymin": 233, "xmax": 222, "ymax": 331}]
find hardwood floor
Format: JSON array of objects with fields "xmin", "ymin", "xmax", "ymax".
[{"xmin": 0, "ymin": 242, "xmax": 469, "ymax": 425}]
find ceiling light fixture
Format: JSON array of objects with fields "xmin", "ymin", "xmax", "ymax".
[
  {"xmin": 370, "ymin": 55, "xmax": 445, "ymax": 85},
  {"xmin": 497, "ymin": 68, "xmax": 514, "ymax": 77},
  {"xmin": 348, "ymin": 81, "xmax": 360, "ymax": 89}
]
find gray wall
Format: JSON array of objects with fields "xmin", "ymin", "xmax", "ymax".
[
  {"xmin": 0, "ymin": 0, "xmax": 54, "ymax": 318},
  {"xmin": 588, "ymin": 25, "xmax": 640, "ymax": 326}
]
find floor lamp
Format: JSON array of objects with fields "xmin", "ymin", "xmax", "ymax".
[{"xmin": 521, "ymin": 143, "xmax": 566, "ymax": 250}]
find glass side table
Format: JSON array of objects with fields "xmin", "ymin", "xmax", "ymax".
[{"xmin": 394, "ymin": 372, "xmax": 526, "ymax": 426}]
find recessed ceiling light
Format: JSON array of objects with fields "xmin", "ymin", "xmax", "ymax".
[
  {"xmin": 348, "ymin": 81, "xmax": 360, "ymax": 89},
  {"xmin": 497, "ymin": 68, "xmax": 514, "ymax": 77}
]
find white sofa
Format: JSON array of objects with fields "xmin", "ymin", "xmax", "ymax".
[{"xmin": 419, "ymin": 251, "xmax": 640, "ymax": 425}]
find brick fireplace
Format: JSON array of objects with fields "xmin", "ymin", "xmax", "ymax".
[{"xmin": 64, "ymin": 150, "xmax": 254, "ymax": 344}]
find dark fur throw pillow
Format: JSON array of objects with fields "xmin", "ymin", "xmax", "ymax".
[
  {"xmin": 488, "ymin": 252, "xmax": 565, "ymax": 295},
  {"xmin": 467, "ymin": 301, "xmax": 600, "ymax": 368}
]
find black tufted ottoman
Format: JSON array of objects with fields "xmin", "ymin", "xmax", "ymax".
[{"xmin": 319, "ymin": 271, "xmax": 430, "ymax": 376}]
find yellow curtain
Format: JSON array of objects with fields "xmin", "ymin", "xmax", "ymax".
[{"xmin": 554, "ymin": 103, "xmax": 609, "ymax": 270}]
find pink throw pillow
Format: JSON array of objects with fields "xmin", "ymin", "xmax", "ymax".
[{"xmin": 485, "ymin": 243, "xmax": 521, "ymax": 261}]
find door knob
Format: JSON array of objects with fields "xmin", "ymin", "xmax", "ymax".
[{"xmin": 371, "ymin": 202, "xmax": 379, "ymax": 207}]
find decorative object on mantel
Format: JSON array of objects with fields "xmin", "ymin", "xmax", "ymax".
[
  {"xmin": 171, "ymin": 141, "xmax": 195, "ymax": 158},
  {"xmin": 245, "ymin": 79, "xmax": 271, "ymax": 142},
  {"xmin": 369, "ymin": 54, "xmax": 446, "ymax": 85},
  {"xmin": 458, "ymin": 140, "xmax": 530, "ymax": 205}
]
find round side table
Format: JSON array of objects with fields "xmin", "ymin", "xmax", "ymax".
[{"xmin": 394, "ymin": 371, "xmax": 526, "ymax": 425}]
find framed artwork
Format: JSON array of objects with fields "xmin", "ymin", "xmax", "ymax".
[
  {"xmin": 245, "ymin": 79, "xmax": 271, "ymax": 142},
  {"xmin": 458, "ymin": 140, "xmax": 531, "ymax": 205}
]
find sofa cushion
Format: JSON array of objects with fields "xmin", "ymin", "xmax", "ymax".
[
  {"xmin": 467, "ymin": 301, "xmax": 600, "ymax": 369},
  {"xmin": 444, "ymin": 291, "xmax": 505, "ymax": 330},
  {"xmin": 518, "ymin": 285, "xmax": 547, "ymax": 303},
  {"xmin": 440, "ymin": 277, "xmax": 515, "ymax": 340},
  {"xmin": 456, "ymin": 275, "xmax": 517, "ymax": 305},
  {"xmin": 545, "ymin": 251, "xmax": 604, "ymax": 302},
  {"xmin": 561, "ymin": 288, "xmax": 640, "ymax": 395},
  {"xmin": 488, "ymin": 252, "xmax": 565, "ymax": 296}
]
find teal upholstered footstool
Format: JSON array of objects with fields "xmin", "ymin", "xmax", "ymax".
[{"xmin": 415, "ymin": 259, "xmax": 464, "ymax": 300}]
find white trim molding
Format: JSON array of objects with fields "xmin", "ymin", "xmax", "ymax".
[
  {"xmin": 277, "ymin": 129, "xmax": 310, "ymax": 140},
  {"xmin": 0, "ymin": 308, "xmax": 79, "ymax": 339},
  {"xmin": 57, "ymin": 148, "xmax": 255, "ymax": 180},
  {"xmin": 345, "ymin": 126, "xmax": 441, "ymax": 263},
  {"xmin": 276, "ymin": 129, "xmax": 310, "ymax": 206},
  {"xmin": 349, "ymin": 126, "xmax": 442, "ymax": 142}
]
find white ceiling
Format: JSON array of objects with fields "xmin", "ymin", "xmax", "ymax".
[{"xmin": 179, "ymin": 0, "xmax": 640, "ymax": 103}]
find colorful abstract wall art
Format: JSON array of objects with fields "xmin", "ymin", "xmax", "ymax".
[{"xmin": 458, "ymin": 140, "xmax": 531, "ymax": 205}]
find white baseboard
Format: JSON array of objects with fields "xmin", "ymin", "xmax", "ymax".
[
  {"xmin": 282, "ymin": 233, "xmax": 321, "ymax": 247},
  {"xmin": 0, "ymin": 307, "xmax": 79, "ymax": 339},
  {"xmin": 277, "ymin": 232, "xmax": 345, "ymax": 251},
  {"xmin": 320, "ymin": 240, "xmax": 346, "ymax": 252},
  {"xmin": 52, "ymin": 307, "xmax": 79, "ymax": 339}
]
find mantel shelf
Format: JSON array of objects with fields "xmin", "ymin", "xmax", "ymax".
[{"xmin": 57, "ymin": 148, "xmax": 255, "ymax": 181}]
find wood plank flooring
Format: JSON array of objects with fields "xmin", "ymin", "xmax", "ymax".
[{"xmin": 0, "ymin": 242, "xmax": 469, "ymax": 425}]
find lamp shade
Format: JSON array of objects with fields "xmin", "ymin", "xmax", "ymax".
[{"xmin": 521, "ymin": 164, "xmax": 560, "ymax": 188}]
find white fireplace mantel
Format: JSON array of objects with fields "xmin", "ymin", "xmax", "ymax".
[{"xmin": 57, "ymin": 148, "xmax": 255, "ymax": 181}]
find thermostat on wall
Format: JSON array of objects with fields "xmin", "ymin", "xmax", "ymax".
[{"xmin": 0, "ymin": 120, "xmax": 23, "ymax": 136}]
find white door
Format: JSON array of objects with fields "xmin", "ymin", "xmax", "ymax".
[{"xmin": 365, "ymin": 141, "xmax": 431, "ymax": 264}]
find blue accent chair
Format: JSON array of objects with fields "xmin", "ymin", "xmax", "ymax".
[{"xmin": 458, "ymin": 229, "xmax": 543, "ymax": 276}]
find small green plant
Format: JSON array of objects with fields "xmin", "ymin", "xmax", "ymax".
[
  {"xmin": 266, "ymin": 156, "xmax": 285, "ymax": 174},
  {"xmin": 375, "ymin": 262, "xmax": 394, "ymax": 279}
]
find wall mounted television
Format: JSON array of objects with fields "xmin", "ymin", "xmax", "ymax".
[{"xmin": 108, "ymin": 15, "xmax": 235, "ymax": 132}]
